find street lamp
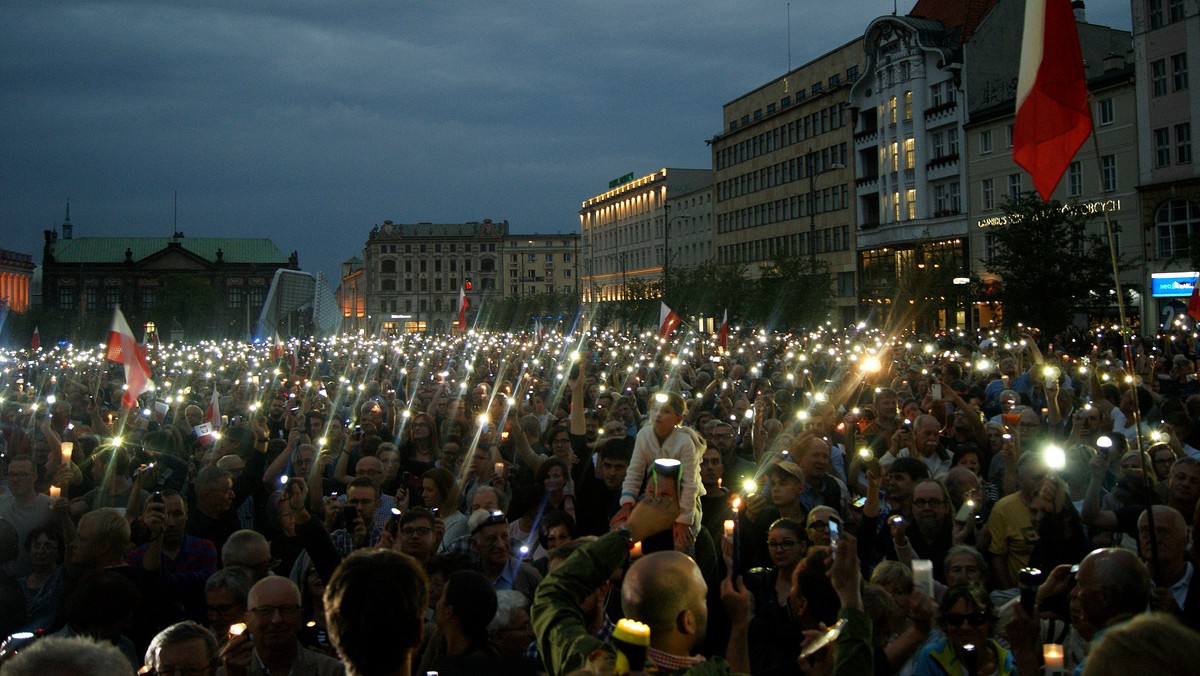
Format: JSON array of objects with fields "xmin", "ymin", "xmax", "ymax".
[{"xmin": 807, "ymin": 147, "xmax": 846, "ymax": 265}]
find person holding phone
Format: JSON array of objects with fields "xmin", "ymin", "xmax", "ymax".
[{"xmin": 912, "ymin": 584, "xmax": 1015, "ymax": 676}]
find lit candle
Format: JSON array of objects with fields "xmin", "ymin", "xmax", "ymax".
[
  {"xmin": 61, "ymin": 441, "xmax": 73, "ymax": 464},
  {"xmin": 494, "ymin": 461, "xmax": 504, "ymax": 477},
  {"xmin": 49, "ymin": 485, "xmax": 60, "ymax": 498},
  {"xmin": 630, "ymin": 541, "xmax": 643, "ymax": 558},
  {"xmin": 1043, "ymin": 644, "xmax": 1064, "ymax": 674},
  {"xmin": 723, "ymin": 519, "xmax": 735, "ymax": 538}
]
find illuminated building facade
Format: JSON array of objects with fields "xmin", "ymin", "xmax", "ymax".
[
  {"xmin": 503, "ymin": 235, "xmax": 580, "ymax": 299},
  {"xmin": 579, "ymin": 168, "xmax": 712, "ymax": 302},
  {"xmin": 0, "ymin": 248, "xmax": 34, "ymax": 313}
]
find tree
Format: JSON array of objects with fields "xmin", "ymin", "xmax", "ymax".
[
  {"xmin": 985, "ymin": 192, "xmax": 1129, "ymax": 336},
  {"xmin": 751, "ymin": 255, "xmax": 833, "ymax": 329}
]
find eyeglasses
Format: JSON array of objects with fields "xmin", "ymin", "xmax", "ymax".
[
  {"xmin": 401, "ymin": 526, "xmax": 433, "ymax": 537},
  {"xmin": 249, "ymin": 604, "xmax": 302, "ymax": 618},
  {"xmin": 913, "ymin": 498, "xmax": 945, "ymax": 507},
  {"xmin": 808, "ymin": 520, "xmax": 831, "ymax": 532},
  {"xmin": 767, "ymin": 540, "xmax": 798, "ymax": 550},
  {"xmin": 943, "ymin": 612, "xmax": 989, "ymax": 627}
]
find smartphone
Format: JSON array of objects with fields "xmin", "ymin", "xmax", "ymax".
[
  {"xmin": 852, "ymin": 496, "xmax": 867, "ymax": 509},
  {"xmin": 798, "ymin": 618, "xmax": 846, "ymax": 659},
  {"xmin": 955, "ymin": 499, "xmax": 975, "ymax": 523},
  {"xmin": 342, "ymin": 505, "xmax": 358, "ymax": 529},
  {"xmin": 931, "ymin": 383, "xmax": 943, "ymax": 400},
  {"xmin": 228, "ymin": 622, "xmax": 247, "ymax": 639},
  {"xmin": 150, "ymin": 491, "xmax": 164, "ymax": 504}
]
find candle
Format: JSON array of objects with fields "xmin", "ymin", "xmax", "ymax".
[
  {"xmin": 630, "ymin": 541, "xmax": 643, "ymax": 558},
  {"xmin": 1043, "ymin": 644, "xmax": 1064, "ymax": 674},
  {"xmin": 61, "ymin": 442, "xmax": 73, "ymax": 464},
  {"xmin": 494, "ymin": 461, "xmax": 504, "ymax": 477},
  {"xmin": 49, "ymin": 485, "xmax": 60, "ymax": 498},
  {"xmin": 723, "ymin": 519, "xmax": 735, "ymax": 538},
  {"xmin": 912, "ymin": 559, "xmax": 933, "ymax": 597}
]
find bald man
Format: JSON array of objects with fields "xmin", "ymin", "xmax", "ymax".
[
  {"xmin": 1065, "ymin": 547, "xmax": 1150, "ymax": 675},
  {"xmin": 219, "ymin": 576, "xmax": 343, "ymax": 675},
  {"xmin": 532, "ymin": 493, "xmax": 752, "ymax": 674},
  {"xmin": 1138, "ymin": 506, "xmax": 1200, "ymax": 629}
]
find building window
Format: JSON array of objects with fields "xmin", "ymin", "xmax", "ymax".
[
  {"xmin": 905, "ymin": 137, "xmax": 915, "ymax": 168},
  {"xmin": 1156, "ymin": 198, "xmax": 1200, "ymax": 258},
  {"xmin": 904, "ymin": 91, "xmax": 913, "ymax": 120},
  {"xmin": 889, "ymin": 96, "xmax": 897, "ymax": 124},
  {"xmin": 1097, "ymin": 98, "xmax": 1114, "ymax": 125},
  {"xmin": 1068, "ymin": 161, "xmax": 1083, "ymax": 196},
  {"xmin": 930, "ymin": 83, "xmax": 944, "ymax": 107},
  {"xmin": 847, "ymin": 65, "xmax": 859, "ymax": 82},
  {"xmin": 141, "ymin": 288, "xmax": 156, "ymax": 309},
  {"xmin": 948, "ymin": 128, "xmax": 959, "ymax": 156},
  {"xmin": 106, "ymin": 288, "xmax": 119, "ymax": 309},
  {"xmin": 891, "ymin": 141, "xmax": 899, "ymax": 171},
  {"xmin": 1173, "ymin": 53, "xmax": 1189, "ymax": 91},
  {"xmin": 892, "ymin": 192, "xmax": 900, "ymax": 221},
  {"xmin": 381, "ymin": 279, "xmax": 396, "ymax": 292},
  {"xmin": 980, "ymin": 130, "xmax": 993, "ymax": 154},
  {"xmin": 1006, "ymin": 124, "xmax": 1015, "ymax": 148},
  {"xmin": 906, "ymin": 188, "xmax": 917, "ymax": 220},
  {"xmin": 1153, "ymin": 60, "xmax": 1168, "ymax": 96},
  {"xmin": 1178, "ymin": 123, "xmax": 1193, "ymax": 164},
  {"xmin": 85, "ymin": 288, "xmax": 98, "ymax": 311},
  {"xmin": 1156, "ymin": 127, "xmax": 1172, "ymax": 167},
  {"xmin": 1149, "ymin": 0, "xmax": 1164, "ymax": 28},
  {"xmin": 59, "ymin": 288, "xmax": 74, "ymax": 310},
  {"xmin": 1101, "ymin": 155, "xmax": 1117, "ymax": 191},
  {"xmin": 982, "ymin": 179, "xmax": 995, "ymax": 210},
  {"xmin": 1169, "ymin": 0, "xmax": 1184, "ymax": 22},
  {"xmin": 1008, "ymin": 174, "xmax": 1022, "ymax": 200}
]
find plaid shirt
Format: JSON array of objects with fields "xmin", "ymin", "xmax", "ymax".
[{"xmin": 126, "ymin": 534, "xmax": 218, "ymax": 575}]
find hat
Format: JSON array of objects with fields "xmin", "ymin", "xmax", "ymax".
[
  {"xmin": 768, "ymin": 459, "xmax": 805, "ymax": 482},
  {"xmin": 468, "ymin": 508, "xmax": 507, "ymax": 534}
]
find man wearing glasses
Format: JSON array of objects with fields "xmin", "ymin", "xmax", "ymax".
[
  {"xmin": 0, "ymin": 456, "xmax": 54, "ymax": 577},
  {"xmin": 219, "ymin": 576, "xmax": 343, "ymax": 675}
]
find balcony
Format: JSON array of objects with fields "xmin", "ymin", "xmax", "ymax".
[
  {"xmin": 854, "ymin": 127, "xmax": 879, "ymax": 144},
  {"xmin": 924, "ymin": 100, "xmax": 958, "ymax": 122}
]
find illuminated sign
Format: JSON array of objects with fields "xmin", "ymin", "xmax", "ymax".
[
  {"xmin": 976, "ymin": 198, "xmax": 1122, "ymax": 228},
  {"xmin": 608, "ymin": 172, "xmax": 635, "ymax": 189},
  {"xmin": 1151, "ymin": 272, "xmax": 1200, "ymax": 298}
]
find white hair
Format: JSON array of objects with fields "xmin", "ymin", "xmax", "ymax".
[
  {"xmin": 2, "ymin": 636, "xmax": 135, "ymax": 675},
  {"xmin": 488, "ymin": 589, "xmax": 530, "ymax": 635}
]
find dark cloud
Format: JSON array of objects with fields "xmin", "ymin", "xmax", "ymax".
[{"xmin": 1, "ymin": 1, "xmax": 1130, "ymax": 282}]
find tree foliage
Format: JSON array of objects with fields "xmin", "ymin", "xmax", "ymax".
[{"xmin": 985, "ymin": 192, "xmax": 1128, "ymax": 336}]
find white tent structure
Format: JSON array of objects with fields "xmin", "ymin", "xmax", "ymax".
[{"xmin": 257, "ymin": 269, "xmax": 341, "ymax": 339}]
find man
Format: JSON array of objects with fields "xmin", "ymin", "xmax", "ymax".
[
  {"xmin": 522, "ymin": 537, "xmax": 611, "ymax": 668},
  {"xmin": 422, "ymin": 570, "xmax": 498, "ymax": 674},
  {"xmin": 891, "ymin": 479, "xmax": 955, "ymax": 580},
  {"xmin": 810, "ymin": 403, "xmax": 848, "ymax": 483},
  {"xmin": 531, "ymin": 493, "xmax": 753, "ymax": 674},
  {"xmin": 1083, "ymin": 456, "xmax": 1200, "ymax": 538},
  {"xmin": 393, "ymin": 508, "xmax": 437, "ymax": 565},
  {"xmin": 265, "ymin": 396, "xmax": 289, "ymax": 441},
  {"xmin": 903, "ymin": 415, "xmax": 953, "ymax": 480},
  {"xmin": 944, "ymin": 545, "xmax": 987, "ymax": 588},
  {"xmin": 144, "ymin": 621, "xmax": 221, "ymax": 676},
  {"xmin": 792, "ymin": 435, "xmax": 851, "ymax": 521},
  {"xmin": 708, "ymin": 420, "xmax": 755, "ymax": 488},
  {"xmin": 987, "ymin": 451, "xmax": 1045, "ymax": 589},
  {"xmin": 222, "ymin": 529, "xmax": 274, "ymax": 581},
  {"xmin": 219, "ymin": 576, "xmax": 343, "ymax": 675},
  {"xmin": 324, "ymin": 549, "xmax": 428, "ymax": 676},
  {"xmin": 0, "ymin": 456, "xmax": 54, "ymax": 576},
  {"xmin": 575, "ymin": 435, "xmax": 632, "ymax": 536},
  {"xmin": 205, "ymin": 567, "xmax": 253, "ymax": 640},
  {"xmin": 1068, "ymin": 548, "xmax": 1150, "ymax": 674},
  {"xmin": 1137, "ymin": 505, "xmax": 1200, "ymax": 629},
  {"xmin": 187, "ymin": 467, "xmax": 241, "ymax": 553},
  {"xmin": 468, "ymin": 508, "xmax": 542, "ymax": 599},
  {"xmin": 72, "ymin": 446, "xmax": 149, "ymax": 518},
  {"xmin": 330, "ymin": 476, "xmax": 384, "ymax": 557},
  {"xmin": 1, "ymin": 635, "xmax": 136, "ymax": 675},
  {"xmin": 127, "ymin": 490, "xmax": 218, "ymax": 618},
  {"xmin": 699, "ymin": 444, "xmax": 734, "ymax": 545},
  {"xmin": 863, "ymin": 387, "xmax": 901, "ymax": 454}
]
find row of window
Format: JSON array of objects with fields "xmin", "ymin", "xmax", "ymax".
[
  {"xmin": 716, "ymin": 226, "xmax": 852, "ymax": 265},
  {"xmin": 727, "ymin": 68, "xmax": 859, "ymax": 132},
  {"xmin": 56, "ymin": 287, "xmax": 264, "ymax": 311},
  {"xmin": 509, "ymin": 253, "xmax": 573, "ymax": 263},
  {"xmin": 717, "ymin": 186, "xmax": 850, "ymax": 234},
  {"xmin": 978, "ymin": 157, "xmax": 1118, "ymax": 211},
  {"xmin": 1147, "ymin": 0, "xmax": 1187, "ymax": 29},
  {"xmin": 1153, "ymin": 123, "xmax": 1194, "ymax": 167},
  {"xmin": 716, "ymin": 143, "xmax": 849, "ymax": 202},
  {"xmin": 380, "ymin": 258, "xmax": 480, "ymax": 274},
  {"xmin": 508, "ymin": 268, "xmax": 572, "ymax": 279},
  {"xmin": 717, "ymin": 104, "xmax": 849, "ymax": 169},
  {"xmin": 376, "ymin": 242, "xmax": 501, "ymax": 254},
  {"xmin": 1151, "ymin": 53, "xmax": 1189, "ymax": 97}
]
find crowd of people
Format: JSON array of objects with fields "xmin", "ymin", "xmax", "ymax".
[{"xmin": 1, "ymin": 322, "xmax": 1200, "ymax": 675}]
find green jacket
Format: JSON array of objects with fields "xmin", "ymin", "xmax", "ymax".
[{"xmin": 531, "ymin": 531, "xmax": 741, "ymax": 675}]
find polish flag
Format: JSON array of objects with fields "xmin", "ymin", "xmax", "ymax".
[
  {"xmin": 106, "ymin": 308, "xmax": 154, "ymax": 408},
  {"xmin": 205, "ymin": 386, "xmax": 221, "ymax": 431},
  {"xmin": 718, "ymin": 309, "xmax": 729, "ymax": 351},
  {"xmin": 1013, "ymin": 0, "xmax": 1092, "ymax": 201},
  {"xmin": 31, "ymin": 326, "xmax": 40, "ymax": 351},
  {"xmin": 658, "ymin": 302, "xmax": 681, "ymax": 340},
  {"xmin": 1189, "ymin": 277, "xmax": 1200, "ymax": 322},
  {"xmin": 457, "ymin": 285, "xmax": 469, "ymax": 333}
]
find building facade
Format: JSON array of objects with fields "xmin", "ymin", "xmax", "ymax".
[
  {"xmin": 665, "ymin": 185, "xmax": 714, "ymax": 271},
  {"xmin": 502, "ymin": 234, "xmax": 581, "ymax": 299},
  {"xmin": 40, "ymin": 219, "xmax": 297, "ymax": 339},
  {"xmin": 579, "ymin": 168, "xmax": 712, "ymax": 302},
  {"xmin": 0, "ymin": 248, "xmax": 34, "ymax": 313},
  {"xmin": 1131, "ymin": 0, "xmax": 1200, "ymax": 328},
  {"xmin": 711, "ymin": 39, "xmax": 863, "ymax": 325},
  {"xmin": 336, "ymin": 257, "xmax": 365, "ymax": 333}
]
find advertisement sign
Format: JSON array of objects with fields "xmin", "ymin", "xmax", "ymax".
[{"xmin": 1151, "ymin": 272, "xmax": 1200, "ymax": 298}]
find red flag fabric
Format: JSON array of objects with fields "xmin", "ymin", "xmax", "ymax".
[
  {"xmin": 31, "ymin": 326, "xmax": 39, "ymax": 351},
  {"xmin": 205, "ymin": 386, "xmax": 221, "ymax": 431},
  {"xmin": 1013, "ymin": 0, "xmax": 1092, "ymax": 201},
  {"xmin": 457, "ymin": 286, "xmax": 468, "ymax": 333},
  {"xmin": 718, "ymin": 309, "xmax": 729, "ymax": 351},
  {"xmin": 106, "ymin": 308, "xmax": 154, "ymax": 408},
  {"xmin": 658, "ymin": 302, "xmax": 681, "ymax": 340},
  {"xmin": 1189, "ymin": 277, "xmax": 1200, "ymax": 322}
]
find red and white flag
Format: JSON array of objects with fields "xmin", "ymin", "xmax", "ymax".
[
  {"xmin": 1013, "ymin": 0, "xmax": 1092, "ymax": 200},
  {"xmin": 30, "ymin": 326, "xmax": 39, "ymax": 351},
  {"xmin": 1189, "ymin": 277, "xmax": 1200, "ymax": 322},
  {"xmin": 105, "ymin": 308, "xmax": 154, "ymax": 408},
  {"xmin": 658, "ymin": 302, "xmax": 681, "ymax": 341},
  {"xmin": 204, "ymin": 386, "xmax": 221, "ymax": 432},
  {"xmin": 457, "ymin": 285, "xmax": 469, "ymax": 333},
  {"xmin": 718, "ymin": 309, "xmax": 729, "ymax": 351}
]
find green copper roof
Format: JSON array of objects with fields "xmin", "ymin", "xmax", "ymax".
[{"xmin": 51, "ymin": 237, "xmax": 290, "ymax": 264}]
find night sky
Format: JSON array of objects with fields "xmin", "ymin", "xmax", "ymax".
[{"xmin": 1, "ymin": 1, "xmax": 1130, "ymax": 285}]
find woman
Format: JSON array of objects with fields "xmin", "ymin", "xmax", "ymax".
[
  {"xmin": 422, "ymin": 467, "xmax": 467, "ymax": 547},
  {"xmin": 18, "ymin": 524, "xmax": 67, "ymax": 633},
  {"xmin": 400, "ymin": 413, "xmax": 440, "ymax": 477},
  {"xmin": 914, "ymin": 584, "xmax": 1015, "ymax": 676},
  {"xmin": 744, "ymin": 518, "xmax": 809, "ymax": 675},
  {"xmin": 508, "ymin": 460, "xmax": 576, "ymax": 560}
]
